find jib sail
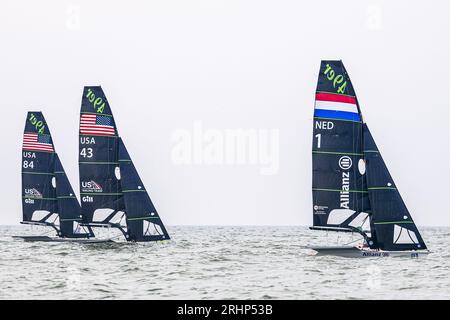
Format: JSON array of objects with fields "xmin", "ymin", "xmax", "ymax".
[
  {"xmin": 79, "ymin": 86, "xmax": 170, "ymax": 241},
  {"xmin": 312, "ymin": 61, "xmax": 371, "ymax": 233},
  {"xmin": 363, "ymin": 125, "xmax": 427, "ymax": 250},
  {"xmin": 119, "ymin": 138, "xmax": 170, "ymax": 241},
  {"xmin": 22, "ymin": 111, "xmax": 93, "ymax": 238}
]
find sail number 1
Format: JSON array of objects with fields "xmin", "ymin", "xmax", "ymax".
[
  {"xmin": 315, "ymin": 133, "xmax": 321, "ymax": 148},
  {"xmin": 323, "ymin": 64, "xmax": 347, "ymax": 94}
]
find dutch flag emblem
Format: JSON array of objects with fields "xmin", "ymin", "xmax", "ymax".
[{"xmin": 314, "ymin": 92, "xmax": 360, "ymax": 121}]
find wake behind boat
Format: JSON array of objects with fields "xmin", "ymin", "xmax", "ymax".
[
  {"xmin": 309, "ymin": 61, "xmax": 429, "ymax": 258},
  {"xmin": 17, "ymin": 112, "xmax": 112, "ymax": 243}
]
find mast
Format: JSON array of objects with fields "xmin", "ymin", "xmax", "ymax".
[{"xmin": 79, "ymin": 86, "xmax": 170, "ymax": 241}]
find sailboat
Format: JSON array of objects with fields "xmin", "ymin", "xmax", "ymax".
[
  {"xmin": 17, "ymin": 111, "xmax": 109, "ymax": 242},
  {"xmin": 78, "ymin": 86, "xmax": 170, "ymax": 242},
  {"xmin": 309, "ymin": 61, "xmax": 429, "ymax": 257}
]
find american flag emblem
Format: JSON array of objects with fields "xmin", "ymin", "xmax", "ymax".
[
  {"xmin": 23, "ymin": 133, "xmax": 54, "ymax": 152},
  {"xmin": 80, "ymin": 114, "xmax": 115, "ymax": 136}
]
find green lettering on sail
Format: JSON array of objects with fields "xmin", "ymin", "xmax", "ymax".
[
  {"xmin": 29, "ymin": 113, "xmax": 45, "ymax": 134},
  {"xmin": 86, "ymin": 88, "xmax": 106, "ymax": 113},
  {"xmin": 324, "ymin": 64, "xmax": 347, "ymax": 94}
]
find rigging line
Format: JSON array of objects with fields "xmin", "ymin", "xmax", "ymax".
[
  {"xmin": 144, "ymin": 222, "xmax": 150, "ymax": 236},
  {"xmin": 105, "ymin": 234, "xmax": 123, "ymax": 241},
  {"xmin": 343, "ymin": 237, "xmax": 362, "ymax": 246},
  {"xmin": 153, "ymin": 223, "xmax": 162, "ymax": 236},
  {"xmin": 38, "ymin": 228, "xmax": 55, "ymax": 236},
  {"xmin": 361, "ymin": 214, "xmax": 369, "ymax": 229}
]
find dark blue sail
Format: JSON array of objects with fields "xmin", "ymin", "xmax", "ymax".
[
  {"xmin": 79, "ymin": 86, "xmax": 170, "ymax": 241},
  {"xmin": 79, "ymin": 86, "xmax": 125, "ymax": 226},
  {"xmin": 312, "ymin": 61, "xmax": 371, "ymax": 234},
  {"xmin": 363, "ymin": 125, "xmax": 427, "ymax": 250},
  {"xmin": 55, "ymin": 155, "xmax": 94, "ymax": 238},
  {"xmin": 118, "ymin": 138, "xmax": 170, "ymax": 241},
  {"xmin": 22, "ymin": 112, "xmax": 58, "ymax": 231},
  {"xmin": 22, "ymin": 112, "xmax": 93, "ymax": 238}
]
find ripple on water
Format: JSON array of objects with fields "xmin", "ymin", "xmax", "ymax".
[{"xmin": 0, "ymin": 226, "xmax": 449, "ymax": 299}]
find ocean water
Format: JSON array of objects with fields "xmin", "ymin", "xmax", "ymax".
[{"xmin": 0, "ymin": 225, "xmax": 448, "ymax": 300}]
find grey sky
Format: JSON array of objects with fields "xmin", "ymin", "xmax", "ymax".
[{"xmin": 1, "ymin": 0, "xmax": 449, "ymax": 226}]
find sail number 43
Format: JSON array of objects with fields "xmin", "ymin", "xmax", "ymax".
[
  {"xmin": 324, "ymin": 64, "xmax": 347, "ymax": 94},
  {"xmin": 80, "ymin": 147, "xmax": 93, "ymax": 158}
]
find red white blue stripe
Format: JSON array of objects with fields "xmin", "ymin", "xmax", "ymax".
[{"xmin": 314, "ymin": 92, "xmax": 360, "ymax": 121}]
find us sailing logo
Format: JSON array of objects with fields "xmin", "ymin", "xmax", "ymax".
[
  {"xmin": 339, "ymin": 156, "xmax": 352, "ymax": 209},
  {"xmin": 81, "ymin": 180, "xmax": 103, "ymax": 193},
  {"xmin": 24, "ymin": 188, "xmax": 43, "ymax": 199}
]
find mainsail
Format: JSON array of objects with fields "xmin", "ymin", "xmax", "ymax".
[
  {"xmin": 78, "ymin": 86, "xmax": 170, "ymax": 241},
  {"xmin": 311, "ymin": 61, "xmax": 426, "ymax": 251},
  {"xmin": 22, "ymin": 112, "xmax": 94, "ymax": 238}
]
